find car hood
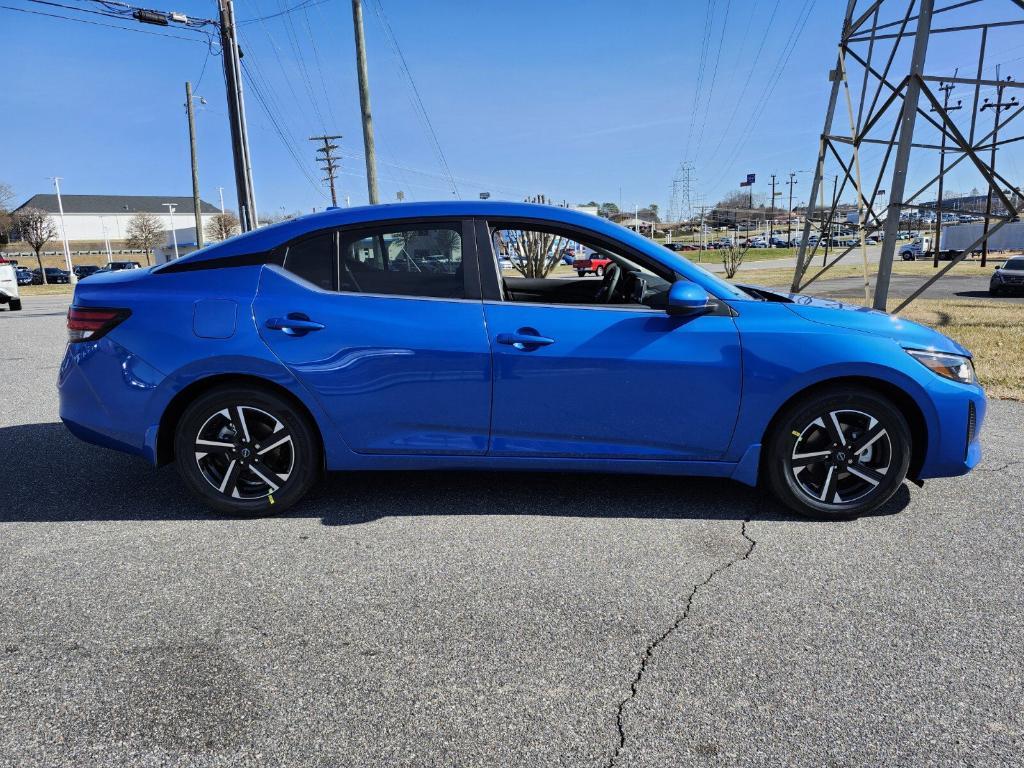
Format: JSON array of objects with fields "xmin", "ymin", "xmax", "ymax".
[
  {"xmin": 995, "ymin": 267, "xmax": 1024, "ymax": 276},
  {"xmin": 744, "ymin": 285, "xmax": 971, "ymax": 356}
]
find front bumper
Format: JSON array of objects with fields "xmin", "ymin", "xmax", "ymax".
[{"xmin": 915, "ymin": 379, "xmax": 986, "ymax": 479}]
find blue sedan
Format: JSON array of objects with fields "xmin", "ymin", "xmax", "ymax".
[{"xmin": 59, "ymin": 201, "xmax": 985, "ymax": 519}]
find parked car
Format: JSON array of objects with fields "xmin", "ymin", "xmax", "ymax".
[
  {"xmin": 989, "ymin": 255, "xmax": 1024, "ymax": 296},
  {"xmin": 572, "ymin": 250, "xmax": 613, "ymax": 277},
  {"xmin": 0, "ymin": 263, "xmax": 21, "ymax": 311},
  {"xmin": 59, "ymin": 201, "xmax": 985, "ymax": 521},
  {"xmin": 31, "ymin": 267, "xmax": 70, "ymax": 285},
  {"xmin": 15, "ymin": 266, "xmax": 33, "ymax": 286},
  {"xmin": 74, "ymin": 265, "xmax": 101, "ymax": 279}
]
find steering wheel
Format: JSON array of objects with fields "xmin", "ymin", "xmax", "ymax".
[{"xmin": 597, "ymin": 263, "xmax": 621, "ymax": 303}]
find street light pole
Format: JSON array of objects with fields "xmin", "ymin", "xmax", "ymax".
[
  {"xmin": 163, "ymin": 203, "xmax": 179, "ymax": 260},
  {"xmin": 50, "ymin": 176, "xmax": 75, "ymax": 283}
]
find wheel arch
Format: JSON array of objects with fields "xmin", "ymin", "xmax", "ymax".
[
  {"xmin": 156, "ymin": 373, "xmax": 326, "ymax": 468},
  {"xmin": 760, "ymin": 375, "xmax": 928, "ymax": 481}
]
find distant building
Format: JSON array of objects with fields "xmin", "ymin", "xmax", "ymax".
[
  {"xmin": 610, "ymin": 209, "xmax": 658, "ymax": 235},
  {"xmin": 13, "ymin": 194, "xmax": 220, "ymax": 259}
]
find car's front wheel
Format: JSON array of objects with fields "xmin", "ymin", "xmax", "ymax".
[
  {"xmin": 765, "ymin": 388, "xmax": 912, "ymax": 519},
  {"xmin": 174, "ymin": 385, "xmax": 320, "ymax": 515}
]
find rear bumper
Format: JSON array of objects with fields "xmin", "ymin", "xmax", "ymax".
[{"xmin": 58, "ymin": 336, "xmax": 166, "ymax": 463}]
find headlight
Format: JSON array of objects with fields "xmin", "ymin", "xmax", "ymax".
[{"xmin": 906, "ymin": 349, "xmax": 977, "ymax": 384}]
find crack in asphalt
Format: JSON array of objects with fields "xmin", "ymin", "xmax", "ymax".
[
  {"xmin": 607, "ymin": 519, "xmax": 757, "ymax": 768},
  {"xmin": 974, "ymin": 461, "xmax": 1024, "ymax": 473}
]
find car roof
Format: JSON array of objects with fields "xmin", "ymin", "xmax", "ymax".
[{"xmin": 162, "ymin": 201, "xmax": 636, "ymax": 268}]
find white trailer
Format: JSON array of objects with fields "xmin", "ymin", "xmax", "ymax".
[{"xmin": 939, "ymin": 221, "xmax": 1024, "ymax": 253}]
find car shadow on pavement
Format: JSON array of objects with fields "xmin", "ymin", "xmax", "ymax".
[{"xmin": 0, "ymin": 422, "xmax": 910, "ymax": 525}]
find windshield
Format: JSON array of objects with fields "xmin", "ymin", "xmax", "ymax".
[{"xmin": 1004, "ymin": 257, "xmax": 1024, "ymax": 270}]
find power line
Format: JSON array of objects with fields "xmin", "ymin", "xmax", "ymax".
[
  {"xmin": 691, "ymin": 0, "xmax": 732, "ymax": 162},
  {"xmin": 240, "ymin": 56, "xmax": 327, "ymax": 198},
  {"xmin": 237, "ymin": 0, "xmax": 327, "ymax": 25},
  {"xmin": 702, "ymin": 0, "xmax": 782, "ymax": 170},
  {"xmin": 709, "ymin": 0, "xmax": 817, "ymax": 195},
  {"xmin": 682, "ymin": 0, "xmax": 717, "ymax": 163},
  {"xmin": 0, "ymin": 2, "xmax": 209, "ymax": 41},
  {"xmin": 371, "ymin": 0, "xmax": 459, "ymax": 196}
]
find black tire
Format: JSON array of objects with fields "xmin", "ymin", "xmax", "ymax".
[
  {"xmin": 989, "ymin": 286, "xmax": 1002, "ymax": 297},
  {"xmin": 765, "ymin": 387, "xmax": 912, "ymax": 520},
  {"xmin": 595, "ymin": 266, "xmax": 605, "ymax": 277},
  {"xmin": 9, "ymin": 299, "xmax": 21, "ymax": 311},
  {"xmin": 577, "ymin": 270, "xmax": 586, "ymax": 277},
  {"xmin": 174, "ymin": 385, "xmax": 320, "ymax": 516}
]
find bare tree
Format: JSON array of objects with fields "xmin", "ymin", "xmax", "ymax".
[
  {"xmin": 125, "ymin": 212, "xmax": 164, "ymax": 266},
  {"xmin": 0, "ymin": 183, "xmax": 13, "ymax": 251},
  {"xmin": 13, "ymin": 207, "xmax": 58, "ymax": 283},
  {"xmin": 720, "ymin": 245, "xmax": 747, "ymax": 279},
  {"xmin": 205, "ymin": 211, "xmax": 241, "ymax": 243},
  {"xmin": 497, "ymin": 227, "xmax": 571, "ymax": 278}
]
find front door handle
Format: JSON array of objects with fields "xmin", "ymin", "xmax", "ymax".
[
  {"xmin": 265, "ymin": 313, "xmax": 325, "ymax": 336},
  {"xmin": 496, "ymin": 327, "xmax": 555, "ymax": 351}
]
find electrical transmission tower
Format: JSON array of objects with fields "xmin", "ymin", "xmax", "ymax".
[
  {"xmin": 309, "ymin": 135, "xmax": 343, "ymax": 207},
  {"xmin": 791, "ymin": 0, "xmax": 1024, "ymax": 312},
  {"xmin": 668, "ymin": 162, "xmax": 694, "ymax": 226}
]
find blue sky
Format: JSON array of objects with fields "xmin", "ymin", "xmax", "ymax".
[{"xmin": 3, "ymin": 0, "xmax": 1023, "ymax": 218}]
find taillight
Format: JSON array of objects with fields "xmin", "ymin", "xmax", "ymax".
[{"xmin": 67, "ymin": 306, "xmax": 130, "ymax": 342}]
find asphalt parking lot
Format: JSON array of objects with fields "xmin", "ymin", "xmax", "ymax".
[{"xmin": 2, "ymin": 295, "xmax": 1022, "ymax": 767}]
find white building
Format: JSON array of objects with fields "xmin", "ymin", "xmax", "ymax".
[{"xmin": 14, "ymin": 194, "xmax": 221, "ymax": 260}]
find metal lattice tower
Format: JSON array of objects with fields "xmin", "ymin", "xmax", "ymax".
[
  {"xmin": 791, "ymin": 0, "xmax": 1024, "ymax": 312},
  {"xmin": 668, "ymin": 162, "xmax": 695, "ymax": 226}
]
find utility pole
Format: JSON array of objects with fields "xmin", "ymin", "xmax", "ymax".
[
  {"xmin": 163, "ymin": 203, "xmax": 179, "ymax": 260},
  {"xmin": 979, "ymin": 68, "xmax": 1019, "ymax": 266},
  {"xmin": 930, "ymin": 72, "xmax": 961, "ymax": 267},
  {"xmin": 50, "ymin": 176, "xmax": 75, "ymax": 283},
  {"xmin": 217, "ymin": 186, "xmax": 225, "ymax": 214},
  {"xmin": 185, "ymin": 81, "xmax": 204, "ymax": 249},
  {"xmin": 769, "ymin": 176, "xmax": 782, "ymax": 226},
  {"xmin": 351, "ymin": 0, "xmax": 379, "ymax": 204},
  {"xmin": 786, "ymin": 172, "xmax": 798, "ymax": 247},
  {"xmin": 309, "ymin": 134, "xmax": 343, "ymax": 206},
  {"xmin": 217, "ymin": 0, "xmax": 258, "ymax": 230}
]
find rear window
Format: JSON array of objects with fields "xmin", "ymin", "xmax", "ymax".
[{"xmin": 284, "ymin": 231, "xmax": 336, "ymax": 291}]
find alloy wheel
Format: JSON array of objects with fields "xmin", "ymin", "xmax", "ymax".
[
  {"xmin": 194, "ymin": 405, "xmax": 295, "ymax": 500},
  {"xmin": 789, "ymin": 408, "xmax": 892, "ymax": 506}
]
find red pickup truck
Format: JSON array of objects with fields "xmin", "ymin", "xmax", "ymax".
[{"xmin": 572, "ymin": 252, "xmax": 613, "ymax": 277}]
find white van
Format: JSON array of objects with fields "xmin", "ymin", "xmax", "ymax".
[{"xmin": 0, "ymin": 263, "xmax": 22, "ymax": 311}]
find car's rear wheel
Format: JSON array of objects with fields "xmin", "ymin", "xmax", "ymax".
[
  {"xmin": 9, "ymin": 299, "xmax": 21, "ymax": 311},
  {"xmin": 766, "ymin": 388, "xmax": 911, "ymax": 520},
  {"xmin": 577, "ymin": 270, "xmax": 586, "ymax": 277},
  {"xmin": 174, "ymin": 385, "xmax": 320, "ymax": 516}
]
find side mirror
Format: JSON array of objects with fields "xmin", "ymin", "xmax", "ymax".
[{"xmin": 666, "ymin": 281, "xmax": 711, "ymax": 317}]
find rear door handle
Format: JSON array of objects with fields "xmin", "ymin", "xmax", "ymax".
[
  {"xmin": 496, "ymin": 328, "xmax": 555, "ymax": 351},
  {"xmin": 265, "ymin": 313, "xmax": 325, "ymax": 336}
]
